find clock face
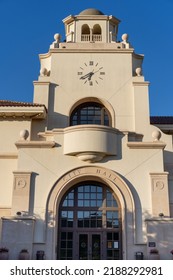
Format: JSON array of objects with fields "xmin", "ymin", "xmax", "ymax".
[{"xmin": 78, "ymin": 61, "xmax": 105, "ymax": 86}]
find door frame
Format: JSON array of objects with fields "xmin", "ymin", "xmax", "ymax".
[{"xmin": 77, "ymin": 231, "xmax": 102, "ymax": 260}]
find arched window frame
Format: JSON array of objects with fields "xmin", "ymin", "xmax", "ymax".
[
  {"xmin": 70, "ymin": 101, "xmax": 111, "ymax": 126},
  {"xmin": 93, "ymin": 24, "xmax": 102, "ymax": 35},
  {"xmin": 92, "ymin": 24, "xmax": 102, "ymax": 42},
  {"xmin": 81, "ymin": 24, "xmax": 90, "ymax": 34},
  {"xmin": 81, "ymin": 24, "xmax": 90, "ymax": 41}
]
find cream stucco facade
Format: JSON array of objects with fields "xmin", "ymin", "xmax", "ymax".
[{"xmin": 0, "ymin": 8, "xmax": 173, "ymax": 260}]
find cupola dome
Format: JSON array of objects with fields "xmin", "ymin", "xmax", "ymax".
[{"xmin": 79, "ymin": 8, "xmax": 104, "ymax": 16}]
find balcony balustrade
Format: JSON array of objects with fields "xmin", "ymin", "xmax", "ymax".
[{"xmin": 81, "ymin": 34, "xmax": 102, "ymax": 42}]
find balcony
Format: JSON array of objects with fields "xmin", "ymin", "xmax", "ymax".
[{"xmin": 64, "ymin": 125, "xmax": 118, "ymax": 162}]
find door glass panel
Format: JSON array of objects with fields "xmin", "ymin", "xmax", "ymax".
[
  {"xmin": 60, "ymin": 232, "xmax": 73, "ymax": 260},
  {"xmin": 79, "ymin": 234, "xmax": 88, "ymax": 260},
  {"xmin": 79, "ymin": 234, "xmax": 101, "ymax": 260},
  {"xmin": 107, "ymin": 232, "xmax": 119, "ymax": 260},
  {"xmin": 92, "ymin": 234, "xmax": 101, "ymax": 260}
]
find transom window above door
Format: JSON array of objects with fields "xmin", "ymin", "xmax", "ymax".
[{"xmin": 70, "ymin": 102, "xmax": 110, "ymax": 126}]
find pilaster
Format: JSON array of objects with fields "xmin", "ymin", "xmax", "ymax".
[
  {"xmin": 150, "ymin": 172, "xmax": 170, "ymax": 217},
  {"xmin": 11, "ymin": 171, "xmax": 32, "ymax": 216}
]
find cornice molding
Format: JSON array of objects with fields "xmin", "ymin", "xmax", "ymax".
[
  {"xmin": 15, "ymin": 141, "xmax": 55, "ymax": 149},
  {"xmin": 13, "ymin": 171, "xmax": 33, "ymax": 175},
  {"xmin": 149, "ymin": 172, "xmax": 169, "ymax": 176},
  {"xmin": 50, "ymin": 48, "xmax": 134, "ymax": 54},
  {"xmin": 1, "ymin": 216, "xmax": 36, "ymax": 221},
  {"xmin": 127, "ymin": 141, "xmax": 166, "ymax": 149},
  {"xmin": 133, "ymin": 81, "xmax": 150, "ymax": 86},
  {"xmin": 33, "ymin": 81, "xmax": 51, "ymax": 86},
  {"xmin": 64, "ymin": 124, "xmax": 119, "ymax": 134},
  {"xmin": 0, "ymin": 106, "xmax": 47, "ymax": 119},
  {"xmin": 145, "ymin": 218, "xmax": 173, "ymax": 222},
  {"xmin": 39, "ymin": 48, "xmax": 134, "ymax": 59},
  {"xmin": 0, "ymin": 153, "xmax": 18, "ymax": 159}
]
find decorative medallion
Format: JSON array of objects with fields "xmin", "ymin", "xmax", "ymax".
[
  {"xmin": 155, "ymin": 181, "xmax": 164, "ymax": 190},
  {"xmin": 16, "ymin": 179, "xmax": 26, "ymax": 189}
]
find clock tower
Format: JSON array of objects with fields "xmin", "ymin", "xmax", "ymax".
[
  {"xmin": 34, "ymin": 8, "xmax": 144, "ymax": 134},
  {"xmin": 32, "ymin": 8, "xmax": 152, "ymax": 260}
]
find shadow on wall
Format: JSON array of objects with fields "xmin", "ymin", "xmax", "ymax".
[
  {"xmin": 47, "ymin": 83, "xmax": 69, "ymax": 130},
  {"xmin": 0, "ymin": 210, "xmax": 56, "ymax": 260},
  {"xmin": 1, "ymin": 208, "xmax": 173, "ymax": 260}
]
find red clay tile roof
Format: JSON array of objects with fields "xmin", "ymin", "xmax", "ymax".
[
  {"xmin": 0, "ymin": 100, "xmax": 47, "ymax": 111},
  {"xmin": 150, "ymin": 116, "xmax": 173, "ymax": 125}
]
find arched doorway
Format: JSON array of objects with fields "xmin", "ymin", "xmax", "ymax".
[{"xmin": 57, "ymin": 181, "xmax": 122, "ymax": 260}]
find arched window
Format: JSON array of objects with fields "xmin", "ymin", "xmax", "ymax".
[
  {"xmin": 70, "ymin": 102, "xmax": 110, "ymax": 126},
  {"xmin": 93, "ymin": 24, "xmax": 102, "ymax": 42},
  {"xmin": 82, "ymin": 24, "xmax": 90, "ymax": 34},
  {"xmin": 81, "ymin": 24, "xmax": 90, "ymax": 41},
  {"xmin": 93, "ymin": 24, "xmax": 101, "ymax": 35}
]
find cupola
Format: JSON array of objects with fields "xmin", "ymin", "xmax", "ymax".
[{"xmin": 63, "ymin": 8, "xmax": 120, "ymax": 43}]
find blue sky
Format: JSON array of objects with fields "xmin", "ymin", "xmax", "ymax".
[{"xmin": 0, "ymin": 0, "xmax": 173, "ymax": 116}]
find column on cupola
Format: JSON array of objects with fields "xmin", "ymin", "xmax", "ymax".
[{"xmin": 90, "ymin": 28, "xmax": 93, "ymax": 42}]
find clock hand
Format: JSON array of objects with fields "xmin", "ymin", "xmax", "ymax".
[
  {"xmin": 88, "ymin": 72, "xmax": 94, "ymax": 80},
  {"xmin": 80, "ymin": 72, "xmax": 94, "ymax": 80},
  {"xmin": 80, "ymin": 66, "xmax": 103, "ymax": 81},
  {"xmin": 80, "ymin": 72, "xmax": 91, "ymax": 80},
  {"xmin": 92, "ymin": 67, "xmax": 103, "ymax": 74}
]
